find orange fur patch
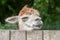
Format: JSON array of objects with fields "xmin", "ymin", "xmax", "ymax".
[
  {"xmin": 18, "ymin": 5, "xmax": 39, "ymax": 16},
  {"xmin": 18, "ymin": 5, "xmax": 29, "ymax": 16}
]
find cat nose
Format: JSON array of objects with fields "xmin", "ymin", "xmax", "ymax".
[{"xmin": 35, "ymin": 18, "xmax": 43, "ymax": 24}]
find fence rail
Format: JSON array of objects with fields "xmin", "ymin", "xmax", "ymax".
[{"xmin": 0, "ymin": 30, "xmax": 60, "ymax": 40}]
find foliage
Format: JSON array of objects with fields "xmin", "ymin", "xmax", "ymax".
[{"xmin": 33, "ymin": 0, "xmax": 60, "ymax": 30}]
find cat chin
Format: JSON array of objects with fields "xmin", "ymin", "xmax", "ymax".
[{"xmin": 22, "ymin": 27, "xmax": 33, "ymax": 31}]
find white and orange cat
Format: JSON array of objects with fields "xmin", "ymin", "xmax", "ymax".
[{"xmin": 5, "ymin": 5, "xmax": 43, "ymax": 31}]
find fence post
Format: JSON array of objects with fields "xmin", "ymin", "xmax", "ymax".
[
  {"xmin": 11, "ymin": 30, "xmax": 26, "ymax": 40},
  {"xmin": 44, "ymin": 30, "xmax": 60, "ymax": 40},
  {"xmin": 27, "ymin": 30, "xmax": 42, "ymax": 40},
  {"xmin": 0, "ymin": 30, "xmax": 9, "ymax": 40}
]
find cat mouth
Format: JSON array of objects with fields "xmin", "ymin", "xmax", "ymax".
[
  {"xmin": 25, "ymin": 23, "xmax": 42, "ymax": 30},
  {"xmin": 33, "ymin": 24, "xmax": 41, "ymax": 27},
  {"xmin": 32, "ymin": 25, "xmax": 41, "ymax": 29}
]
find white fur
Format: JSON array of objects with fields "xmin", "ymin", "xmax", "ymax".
[{"xmin": 5, "ymin": 14, "xmax": 43, "ymax": 30}]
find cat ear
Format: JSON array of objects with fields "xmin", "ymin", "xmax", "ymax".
[{"xmin": 5, "ymin": 16, "xmax": 18, "ymax": 23}]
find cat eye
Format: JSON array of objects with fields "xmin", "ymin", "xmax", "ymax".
[
  {"xmin": 22, "ymin": 17, "xmax": 29, "ymax": 22},
  {"xmin": 35, "ymin": 18, "xmax": 40, "ymax": 21}
]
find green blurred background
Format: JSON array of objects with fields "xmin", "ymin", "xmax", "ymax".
[{"xmin": 0, "ymin": 0, "xmax": 60, "ymax": 30}]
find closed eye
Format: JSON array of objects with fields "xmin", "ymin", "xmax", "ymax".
[{"xmin": 22, "ymin": 17, "xmax": 29, "ymax": 22}]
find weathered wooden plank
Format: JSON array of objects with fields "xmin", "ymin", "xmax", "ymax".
[
  {"xmin": 11, "ymin": 30, "xmax": 26, "ymax": 40},
  {"xmin": 27, "ymin": 30, "xmax": 42, "ymax": 40},
  {"xmin": 44, "ymin": 30, "xmax": 60, "ymax": 40},
  {"xmin": 1, "ymin": 30, "xmax": 60, "ymax": 40},
  {"xmin": 0, "ymin": 30, "xmax": 9, "ymax": 40},
  {"xmin": 44, "ymin": 30, "xmax": 50, "ymax": 40}
]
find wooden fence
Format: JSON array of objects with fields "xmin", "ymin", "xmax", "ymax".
[{"xmin": 0, "ymin": 30, "xmax": 60, "ymax": 40}]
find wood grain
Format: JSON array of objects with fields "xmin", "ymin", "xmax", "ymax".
[
  {"xmin": 0, "ymin": 30, "xmax": 9, "ymax": 40},
  {"xmin": 27, "ymin": 30, "xmax": 42, "ymax": 40},
  {"xmin": 11, "ymin": 30, "xmax": 26, "ymax": 40}
]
